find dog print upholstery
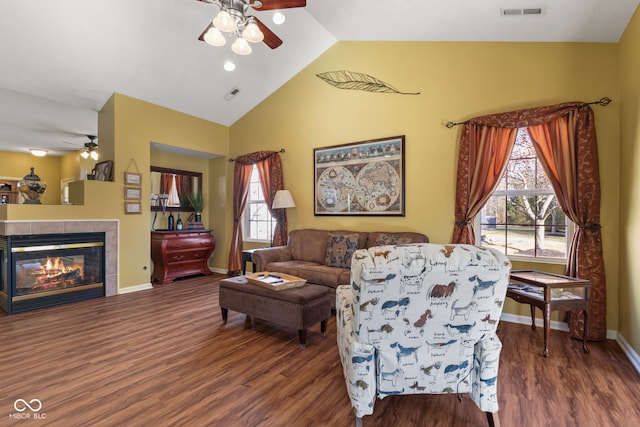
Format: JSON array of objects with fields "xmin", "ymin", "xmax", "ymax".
[{"xmin": 336, "ymin": 243, "xmax": 511, "ymax": 422}]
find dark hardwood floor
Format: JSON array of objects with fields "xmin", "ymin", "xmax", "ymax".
[{"xmin": 2, "ymin": 274, "xmax": 640, "ymax": 427}]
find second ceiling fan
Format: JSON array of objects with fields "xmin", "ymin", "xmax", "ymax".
[{"xmin": 197, "ymin": 0, "xmax": 307, "ymax": 53}]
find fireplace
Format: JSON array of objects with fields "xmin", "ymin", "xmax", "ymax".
[{"xmin": 0, "ymin": 233, "xmax": 105, "ymax": 314}]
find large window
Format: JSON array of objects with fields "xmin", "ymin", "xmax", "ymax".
[
  {"xmin": 477, "ymin": 128, "xmax": 573, "ymax": 261},
  {"xmin": 245, "ymin": 165, "xmax": 276, "ymax": 242}
]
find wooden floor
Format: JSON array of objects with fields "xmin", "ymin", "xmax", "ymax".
[{"xmin": 2, "ymin": 274, "xmax": 640, "ymax": 427}]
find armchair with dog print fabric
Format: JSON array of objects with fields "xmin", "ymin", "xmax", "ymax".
[{"xmin": 336, "ymin": 243, "xmax": 511, "ymax": 427}]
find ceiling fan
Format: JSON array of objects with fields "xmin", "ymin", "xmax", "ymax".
[
  {"xmin": 197, "ymin": 0, "xmax": 307, "ymax": 52},
  {"xmin": 80, "ymin": 135, "xmax": 99, "ymax": 160}
]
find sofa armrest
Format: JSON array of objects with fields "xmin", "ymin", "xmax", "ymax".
[
  {"xmin": 336, "ymin": 286, "xmax": 376, "ymax": 418},
  {"xmin": 251, "ymin": 246, "xmax": 292, "ymax": 272}
]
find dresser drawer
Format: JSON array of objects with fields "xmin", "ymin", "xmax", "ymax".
[
  {"xmin": 164, "ymin": 235, "xmax": 213, "ymax": 250},
  {"xmin": 167, "ymin": 248, "xmax": 211, "ymax": 263}
]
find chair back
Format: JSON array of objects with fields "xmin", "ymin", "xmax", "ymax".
[{"xmin": 337, "ymin": 243, "xmax": 511, "ymax": 419}]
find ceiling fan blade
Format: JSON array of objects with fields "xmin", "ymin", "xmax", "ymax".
[
  {"xmin": 198, "ymin": 23, "xmax": 213, "ymax": 41},
  {"xmin": 254, "ymin": 0, "xmax": 306, "ymax": 11},
  {"xmin": 254, "ymin": 17, "xmax": 282, "ymax": 49}
]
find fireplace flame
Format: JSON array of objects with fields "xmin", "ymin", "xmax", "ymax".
[
  {"xmin": 42, "ymin": 257, "xmax": 82, "ymax": 276},
  {"xmin": 32, "ymin": 257, "xmax": 84, "ymax": 288}
]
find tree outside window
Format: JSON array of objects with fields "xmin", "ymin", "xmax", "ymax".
[
  {"xmin": 478, "ymin": 128, "xmax": 572, "ymax": 260},
  {"xmin": 245, "ymin": 165, "xmax": 276, "ymax": 242}
]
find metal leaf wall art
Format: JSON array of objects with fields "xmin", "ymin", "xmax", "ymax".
[{"xmin": 316, "ymin": 70, "xmax": 420, "ymax": 95}]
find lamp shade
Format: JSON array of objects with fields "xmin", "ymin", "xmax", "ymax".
[
  {"xmin": 272, "ymin": 190, "xmax": 295, "ymax": 209},
  {"xmin": 231, "ymin": 37, "xmax": 252, "ymax": 55}
]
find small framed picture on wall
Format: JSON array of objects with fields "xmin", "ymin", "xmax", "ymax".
[
  {"xmin": 124, "ymin": 172, "xmax": 142, "ymax": 186},
  {"xmin": 124, "ymin": 187, "xmax": 142, "ymax": 200},
  {"xmin": 124, "ymin": 201, "xmax": 141, "ymax": 214}
]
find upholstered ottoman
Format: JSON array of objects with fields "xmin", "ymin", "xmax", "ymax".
[{"xmin": 219, "ymin": 276, "xmax": 332, "ymax": 347}]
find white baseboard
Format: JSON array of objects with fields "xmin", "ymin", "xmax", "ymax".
[
  {"xmin": 209, "ymin": 267, "xmax": 227, "ymax": 274},
  {"xmin": 616, "ymin": 333, "xmax": 640, "ymax": 374},
  {"xmin": 118, "ymin": 282, "xmax": 153, "ymax": 294},
  {"xmin": 501, "ymin": 313, "xmax": 639, "ymax": 374},
  {"xmin": 501, "ymin": 313, "xmax": 618, "ymax": 338}
]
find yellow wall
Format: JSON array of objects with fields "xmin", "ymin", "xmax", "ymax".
[
  {"xmin": 103, "ymin": 93, "xmax": 230, "ymax": 286},
  {"xmin": 619, "ymin": 8, "xmax": 640, "ymax": 354},
  {"xmin": 230, "ymin": 41, "xmax": 621, "ymax": 328}
]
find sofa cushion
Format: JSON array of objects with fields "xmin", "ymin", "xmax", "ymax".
[
  {"xmin": 263, "ymin": 260, "xmax": 319, "ymax": 277},
  {"xmin": 288, "ymin": 229, "xmax": 369, "ymax": 264},
  {"xmin": 366, "ymin": 231, "xmax": 429, "ymax": 248},
  {"xmin": 325, "ymin": 233, "xmax": 360, "ymax": 268},
  {"xmin": 295, "ymin": 264, "xmax": 351, "ymax": 289}
]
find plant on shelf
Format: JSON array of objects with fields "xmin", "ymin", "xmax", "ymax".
[{"xmin": 186, "ymin": 191, "xmax": 205, "ymax": 222}]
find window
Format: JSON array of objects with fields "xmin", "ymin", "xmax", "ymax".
[
  {"xmin": 477, "ymin": 128, "xmax": 573, "ymax": 262},
  {"xmin": 245, "ymin": 165, "xmax": 276, "ymax": 242}
]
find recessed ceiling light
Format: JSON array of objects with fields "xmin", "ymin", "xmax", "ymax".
[
  {"xmin": 30, "ymin": 149, "xmax": 48, "ymax": 157},
  {"xmin": 273, "ymin": 12, "xmax": 285, "ymax": 25},
  {"xmin": 224, "ymin": 61, "xmax": 236, "ymax": 71}
]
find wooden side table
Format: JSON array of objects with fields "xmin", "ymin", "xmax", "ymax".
[
  {"xmin": 507, "ymin": 270, "xmax": 591, "ymax": 357},
  {"xmin": 242, "ymin": 249, "xmax": 259, "ymax": 275}
]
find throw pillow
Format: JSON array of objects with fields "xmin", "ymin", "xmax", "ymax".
[
  {"xmin": 374, "ymin": 233, "xmax": 413, "ymax": 246},
  {"xmin": 325, "ymin": 233, "xmax": 360, "ymax": 268}
]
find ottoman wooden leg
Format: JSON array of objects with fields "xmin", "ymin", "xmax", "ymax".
[
  {"xmin": 298, "ymin": 329, "xmax": 307, "ymax": 348},
  {"xmin": 320, "ymin": 319, "xmax": 327, "ymax": 336},
  {"xmin": 221, "ymin": 307, "xmax": 228, "ymax": 322}
]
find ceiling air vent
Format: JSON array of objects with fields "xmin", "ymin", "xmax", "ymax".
[
  {"xmin": 500, "ymin": 6, "xmax": 545, "ymax": 16},
  {"xmin": 224, "ymin": 87, "xmax": 240, "ymax": 101}
]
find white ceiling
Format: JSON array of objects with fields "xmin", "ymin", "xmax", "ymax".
[{"xmin": 0, "ymin": 0, "xmax": 638, "ymax": 157}]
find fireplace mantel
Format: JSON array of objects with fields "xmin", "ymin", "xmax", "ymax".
[{"xmin": 0, "ymin": 220, "xmax": 118, "ymax": 297}]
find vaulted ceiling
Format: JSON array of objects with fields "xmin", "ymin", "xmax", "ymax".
[{"xmin": 0, "ymin": 0, "xmax": 638, "ymax": 156}]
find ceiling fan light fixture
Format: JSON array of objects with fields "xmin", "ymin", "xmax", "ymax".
[
  {"xmin": 204, "ymin": 27, "xmax": 227, "ymax": 46},
  {"xmin": 231, "ymin": 37, "xmax": 252, "ymax": 55},
  {"xmin": 223, "ymin": 61, "xmax": 236, "ymax": 71},
  {"xmin": 273, "ymin": 12, "xmax": 285, "ymax": 25},
  {"xmin": 242, "ymin": 20, "xmax": 264, "ymax": 43},
  {"xmin": 90, "ymin": 150, "xmax": 99, "ymax": 161},
  {"xmin": 80, "ymin": 150, "xmax": 90, "ymax": 159},
  {"xmin": 213, "ymin": 10, "xmax": 237, "ymax": 33},
  {"xmin": 30, "ymin": 149, "xmax": 48, "ymax": 157}
]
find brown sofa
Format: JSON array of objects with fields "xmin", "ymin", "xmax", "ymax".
[{"xmin": 252, "ymin": 229, "xmax": 429, "ymax": 306}]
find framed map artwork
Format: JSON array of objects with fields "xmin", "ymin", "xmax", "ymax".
[{"xmin": 314, "ymin": 135, "xmax": 405, "ymax": 216}]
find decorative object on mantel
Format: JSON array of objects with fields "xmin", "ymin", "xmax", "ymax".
[
  {"xmin": 17, "ymin": 167, "xmax": 47, "ymax": 204},
  {"xmin": 93, "ymin": 160, "xmax": 113, "ymax": 182},
  {"xmin": 314, "ymin": 136, "xmax": 405, "ymax": 216},
  {"xmin": 316, "ymin": 71, "xmax": 420, "ymax": 95}
]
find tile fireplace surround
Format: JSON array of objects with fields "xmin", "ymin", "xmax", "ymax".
[{"xmin": 0, "ymin": 220, "xmax": 118, "ymax": 297}]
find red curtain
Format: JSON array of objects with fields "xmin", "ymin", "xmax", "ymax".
[
  {"xmin": 452, "ymin": 102, "xmax": 606, "ymax": 340},
  {"xmin": 527, "ymin": 107, "xmax": 606, "ymax": 340},
  {"xmin": 255, "ymin": 156, "xmax": 287, "ymax": 247},
  {"xmin": 227, "ymin": 151, "xmax": 286, "ymax": 275},
  {"xmin": 451, "ymin": 125, "xmax": 517, "ymax": 244}
]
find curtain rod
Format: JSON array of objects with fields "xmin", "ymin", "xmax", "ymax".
[
  {"xmin": 229, "ymin": 148, "xmax": 286, "ymax": 162},
  {"xmin": 444, "ymin": 97, "xmax": 612, "ymax": 129}
]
